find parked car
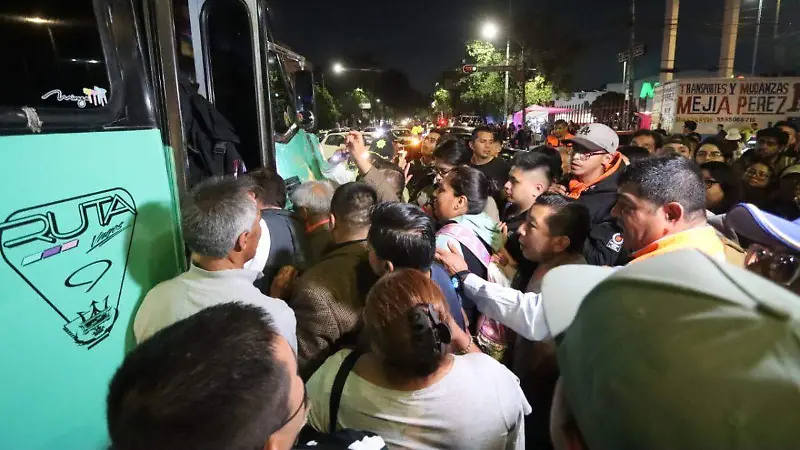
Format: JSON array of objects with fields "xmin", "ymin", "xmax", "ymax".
[{"xmin": 320, "ymin": 132, "xmax": 373, "ymax": 160}]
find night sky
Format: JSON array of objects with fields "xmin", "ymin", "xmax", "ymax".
[{"xmin": 270, "ymin": 0, "xmax": 799, "ymax": 94}]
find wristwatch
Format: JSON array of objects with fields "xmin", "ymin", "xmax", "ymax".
[
  {"xmin": 455, "ymin": 270, "xmax": 471, "ymax": 284},
  {"xmin": 453, "ymin": 270, "xmax": 471, "ymax": 291}
]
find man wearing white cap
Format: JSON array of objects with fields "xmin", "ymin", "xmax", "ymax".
[{"xmin": 556, "ymin": 123, "xmax": 627, "ymax": 266}]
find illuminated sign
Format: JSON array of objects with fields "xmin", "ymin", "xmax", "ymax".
[{"xmin": 640, "ymin": 82, "xmax": 660, "ymax": 99}]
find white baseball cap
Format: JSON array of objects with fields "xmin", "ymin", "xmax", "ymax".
[{"xmin": 564, "ymin": 123, "xmax": 619, "ymax": 155}]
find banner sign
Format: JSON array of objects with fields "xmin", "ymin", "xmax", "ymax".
[{"xmin": 669, "ymin": 78, "xmax": 800, "ymax": 133}]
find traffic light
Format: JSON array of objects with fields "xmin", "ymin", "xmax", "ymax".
[{"xmin": 462, "ymin": 64, "xmax": 478, "ymax": 74}]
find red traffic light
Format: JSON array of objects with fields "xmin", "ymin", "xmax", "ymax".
[{"xmin": 462, "ymin": 64, "xmax": 478, "ymax": 74}]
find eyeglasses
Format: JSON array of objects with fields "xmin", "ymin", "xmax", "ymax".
[
  {"xmin": 745, "ymin": 169, "xmax": 771, "ymax": 179},
  {"xmin": 745, "ymin": 243, "xmax": 800, "ymax": 286},
  {"xmin": 696, "ymin": 151, "xmax": 723, "ymax": 159},
  {"xmin": 423, "ymin": 136, "xmax": 439, "ymax": 144},
  {"xmin": 703, "ymin": 179, "xmax": 720, "ymax": 189},
  {"xmin": 434, "ymin": 167, "xmax": 453, "ymax": 177},
  {"xmin": 274, "ymin": 383, "xmax": 309, "ymax": 432},
  {"xmin": 570, "ymin": 149, "xmax": 607, "ymax": 160}
]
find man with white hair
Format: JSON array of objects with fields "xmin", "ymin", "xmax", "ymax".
[
  {"xmin": 133, "ymin": 177, "xmax": 297, "ymax": 351},
  {"xmin": 291, "ymin": 180, "xmax": 336, "ymax": 265}
]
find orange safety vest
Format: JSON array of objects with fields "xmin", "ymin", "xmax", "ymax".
[
  {"xmin": 629, "ymin": 226, "xmax": 726, "ymax": 264},
  {"xmin": 546, "ymin": 133, "xmax": 574, "ymax": 148}
]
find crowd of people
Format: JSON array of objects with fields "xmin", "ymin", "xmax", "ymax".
[{"xmin": 106, "ymin": 119, "xmax": 800, "ymax": 450}]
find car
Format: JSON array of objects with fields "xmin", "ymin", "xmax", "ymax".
[
  {"xmin": 319, "ymin": 132, "xmax": 373, "ymax": 159},
  {"xmin": 319, "ymin": 132, "xmax": 348, "ymax": 160},
  {"xmin": 362, "ymin": 126, "xmax": 388, "ymax": 140}
]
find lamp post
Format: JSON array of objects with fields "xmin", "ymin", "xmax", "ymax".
[
  {"xmin": 751, "ymin": 0, "xmax": 763, "ymax": 75},
  {"xmin": 481, "ymin": 21, "xmax": 512, "ymax": 125}
]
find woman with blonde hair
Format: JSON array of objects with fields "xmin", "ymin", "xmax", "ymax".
[{"xmin": 306, "ymin": 269, "xmax": 530, "ymax": 449}]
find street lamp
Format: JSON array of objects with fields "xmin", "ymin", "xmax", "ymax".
[
  {"xmin": 332, "ymin": 62, "xmax": 344, "ymax": 75},
  {"xmin": 480, "ymin": 20, "xmax": 512, "ymax": 125},
  {"xmin": 750, "ymin": 0, "xmax": 764, "ymax": 75},
  {"xmin": 481, "ymin": 21, "xmax": 499, "ymax": 40}
]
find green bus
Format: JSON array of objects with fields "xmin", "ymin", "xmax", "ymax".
[{"xmin": 0, "ymin": 0, "xmax": 323, "ymax": 448}]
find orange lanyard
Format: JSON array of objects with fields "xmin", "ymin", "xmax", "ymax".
[{"xmin": 306, "ymin": 218, "xmax": 330, "ymax": 233}]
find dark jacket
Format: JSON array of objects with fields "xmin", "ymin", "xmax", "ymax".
[
  {"xmin": 291, "ymin": 241, "xmax": 376, "ymax": 379},
  {"xmin": 406, "ymin": 160, "xmax": 436, "ymax": 207},
  {"xmin": 574, "ymin": 168, "xmax": 630, "ymax": 266},
  {"xmin": 306, "ymin": 225, "xmax": 334, "ymax": 267},
  {"xmin": 256, "ymin": 209, "xmax": 306, "ymax": 292}
]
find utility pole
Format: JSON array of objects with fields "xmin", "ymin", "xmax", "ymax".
[
  {"xmin": 503, "ymin": 39, "xmax": 511, "ymax": 125},
  {"xmin": 502, "ymin": 0, "xmax": 513, "ymax": 125},
  {"xmin": 751, "ymin": 0, "xmax": 763, "ymax": 75},
  {"xmin": 774, "ymin": 0, "xmax": 783, "ymax": 71},
  {"xmin": 661, "ymin": 0, "xmax": 679, "ymax": 83},
  {"xmin": 719, "ymin": 0, "xmax": 739, "ymax": 78},
  {"xmin": 623, "ymin": 0, "xmax": 636, "ymax": 130}
]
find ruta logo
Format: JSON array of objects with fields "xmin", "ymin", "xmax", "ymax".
[{"xmin": 0, "ymin": 189, "xmax": 137, "ymax": 349}]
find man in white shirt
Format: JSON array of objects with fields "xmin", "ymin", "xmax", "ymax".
[
  {"xmin": 133, "ymin": 177, "xmax": 297, "ymax": 351},
  {"xmin": 436, "ymin": 155, "xmax": 727, "ymax": 343}
]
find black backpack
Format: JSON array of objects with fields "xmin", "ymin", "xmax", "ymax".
[{"xmin": 178, "ymin": 76, "xmax": 245, "ymax": 187}]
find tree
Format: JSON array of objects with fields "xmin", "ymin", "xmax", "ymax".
[
  {"xmin": 511, "ymin": 3, "xmax": 584, "ymax": 93},
  {"xmin": 314, "ymin": 84, "xmax": 340, "ymax": 129},
  {"xmin": 520, "ymin": 75, "xmax": 554, "ymax": 107},
  {"xmin": 431, "ymin": 88, "xmax": 452, "ymax": 115},
  {"xmin": 458, "ymin": 41, "xmax": 506, "ymax": 117},
  {"xmin": 339, "ymin": 88, "xmax": 370, "ymax": 124}
]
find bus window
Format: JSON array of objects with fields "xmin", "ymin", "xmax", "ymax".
[
  {"xmin": 267, "ymin": 51, "xmax": 298, "ymax": 141},
  {"xmin": 202, "ymin": 0, "xmax": 260, "ymax": 171},
  {"xmin": 0, "ymin": 0, "xmax": 110, "ymax": 109}
]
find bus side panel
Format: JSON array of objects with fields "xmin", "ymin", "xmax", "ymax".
[
  {"xmin": 274, "ymin": 130, "xmax": 324, "ymax": 182},
  {"xmin": 0, "ymin": 129, "xmax": 184, "ymax": 449}
]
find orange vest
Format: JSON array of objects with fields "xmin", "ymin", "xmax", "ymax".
[
  {"xmin": 629, "ymin": 226, "xmax": 726, "ymax": 264},
  {"xmin": 546, "ymin": 133, "xmax": 574, "ymax": 148}
]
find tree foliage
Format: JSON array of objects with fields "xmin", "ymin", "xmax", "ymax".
[
  {"xmin": 431, "ymin": 88, "xmax": 452, "ymax": 115},
  {"xmin": 511, "ymin": 3, "xmax": 584, "ymax": 93},
  {"xmin": 457, "ymin": 41, "xmax": 557, "ymax": 118},
  {"xmin": 458, "ymin": 41, "xmax": 506, "ymax": 117},
  {"xmin": 314, "ymin": 84, "xmax": 340, "ymax": 129},
  {"xmin": 339, "ymin": 87, "xmax": 372, "ymax": 123},
  {"xmin": 523, "ymin": 75, "xmax": 555, "ymax": 107}
]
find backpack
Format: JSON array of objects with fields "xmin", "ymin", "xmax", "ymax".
[{"xmin": 178, "ymin": 76, "xmax": 245, "ymax": 187}]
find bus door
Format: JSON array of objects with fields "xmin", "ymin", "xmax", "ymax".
[
  {"xmin": 0, "ymin": 0, "xmax": 184, "ymax": 448},
  {"xmin": 184, "ymin": 0, "xmax": 323, "ymax": 186}
]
